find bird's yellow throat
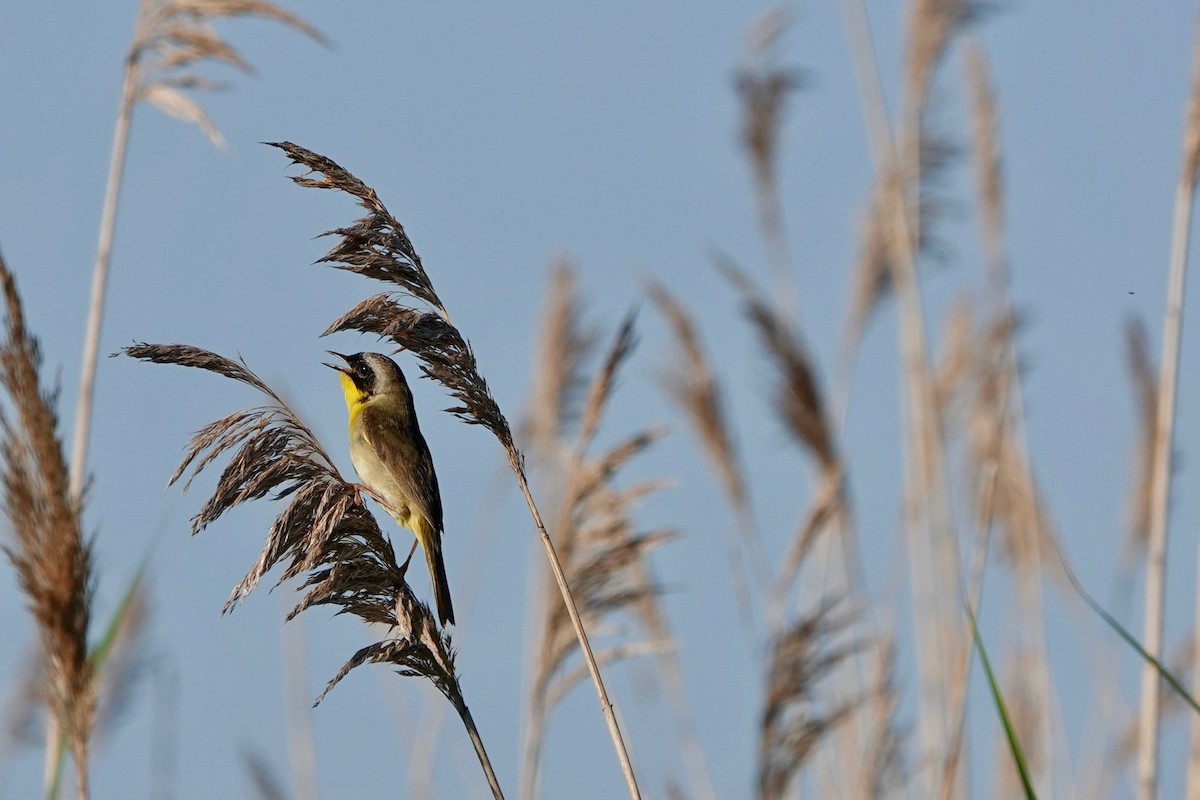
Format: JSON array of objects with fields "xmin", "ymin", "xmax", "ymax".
[{"xmin": 338, "ymin": 372, "xmax": 369, "ymax": 426}]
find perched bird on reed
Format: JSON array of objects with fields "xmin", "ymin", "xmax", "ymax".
[{"xmin": 326, "ymin": 351, "xmax": 455, "ymax": 626}]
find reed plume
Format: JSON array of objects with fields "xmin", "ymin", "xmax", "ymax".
[
  {"xmin": 268, "ymin": 140, "xmax": 642, "ymax": 798},
  {"xmin": 521, "ymin": 309, "xmax": 673, "ymax": 800},
  {"xmin": 758, "ymin": 598, "xmax": 859, "ymax": 800},
  {"xmin": 0, "ymin": 252, "xmax": 96, "ymax": 799},
  {"xmin": 647, "ymin": 280, "xmax": 766, "ymax": 637},
  {"xmin": 736, "ymin": 7, "xmax": 804, "ymax": 316},
  {"xmin": 122, "ymin": 343, "xmax": 504, "ymax": 798}
]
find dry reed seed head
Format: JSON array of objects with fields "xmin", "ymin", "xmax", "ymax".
[
  {"xmin": 646, "ymin": 281, "xmax": 748, "ymax": 509},
  {"xmin": 902, "ymin": 0, "xmax": 992, "ymax": 117},
  {"xmin": 267, "ymin": 141, "xmax": 445, "ymax": 314},
  {"xmin": 577, "ymin": 307, "xmax": 639, "ymax": 452},
  {"xmin": 271, "ymin": 141, "xmax": 518, "ymax": 464},
  {"xmin": 724, "ymin": 264, "xmax": 837, "ymax": 474},
  {"xmin": 758, "ymin": 598, "xmax": 861, "ymax": 800},
  {"xmin": 1124, "ymin": 318, "xmax": 1157, "ymax": 558},
  {"xmin": 128, "ymin": 2, "xmax": 324, "ymax": 148},
  {"xmin": 124, "ymin": 344, "xmax": 466, "ymax": 702},
  {"xmin": 315, "ymin": 586, "xmax": 462, "ymax": 708},
  {"xmin": 526, "ymin": 261, "xmax": 597, "ymax": 461},
  {"xmin": 323, "ymin": 295, "xmax": 513, "ymax": 451},
  {"xmin": 529, "ymin": 385, "xmax": 671, "ymax": 724},
  {"xmin": 846, "ymin": 192, "xmax": 896, "ymax": 349},
  {"xmin": 961, "ymin": 310, "xmax": 1064, "ymax": 576},
  {"xmin": 736, "ymin": 6, "xmax": 804, "ymax": 187},
  {"xmin": 0, "ymin": 254, "xmax": 96, "ymax": 769}
]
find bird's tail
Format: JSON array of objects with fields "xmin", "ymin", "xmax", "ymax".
[{"xmin": 417, "ymin": 527, "xmax": 455, "ymax": 626}]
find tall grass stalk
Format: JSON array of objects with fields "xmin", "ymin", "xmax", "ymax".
[
  {"xmin": 840, "ymin": 0, "xmax": 975, "ymax": 789},
  {"xmin": 1142, "ymin": 19, "xmax": 1200, "ymax": 800},
  {"xmin": 70, "ymin": 0, "xmax": 322, "ymax": 500}
]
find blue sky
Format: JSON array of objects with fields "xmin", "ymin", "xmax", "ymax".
[{"xmin": 3, "ymin": 1, "xmax": 1200, "ymax": 798}]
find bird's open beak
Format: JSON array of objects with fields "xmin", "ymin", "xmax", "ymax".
[{"xmin": 323, "ymin": 351, "xmax": 352, "ymax": 375}]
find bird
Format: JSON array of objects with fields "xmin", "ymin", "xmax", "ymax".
[{"xmin": 325, "ymin": 351, "xmax": 455, "ymax": 626}]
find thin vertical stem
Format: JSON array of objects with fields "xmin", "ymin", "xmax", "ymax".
[
  {"xmin": 70, "ymin": 55, "xmax": 138, "ymax": 501},
  {"xmin": 1143, "ymin": 23, "xmax": 1200, "ymax": 797},
  {"xmin": 1138, "ymin": 174, "xmax": 1195, "ymax": 800},
  {"xmin": 507, "ymin": 451, "xmax": 641, "ymax": 800},
  {"xmin": 452, "ymin": 699, "xmax": 506, "ymax": 800}
]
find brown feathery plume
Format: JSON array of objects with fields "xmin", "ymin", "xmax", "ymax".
[
  {"xmin": 524, "ymin": 261, "xmax": 596, "ymax": 462},
  {"xmin": 1124, "ymin": 319, "xmax": 1157, "ymax": 563},
  {"xmin": 70, "ymin": 0, "xmax": 326, "ymax": 500},
  {"xmin": 122, "ymin": 344, "xmax": 504, "ymax": 798},
  {"xmin": 0, "ymin": 253, "xmax": 96, "ymax": 799},
  {"xmin": 268, "ymin": 140, "xmax": 641, "ymax": 798},
  {"xmin": 521, "ymin": 315, "xmax": 673, "ymax": 800},
  {"xmin": 720, "ymin": 262, "xmax": 852, "ymax": 616},
  {"xmin": 646, "ymin": 280, "xmax": 767, "ymax": 637},
  {"xmin": 735, "ymin": 7, "xmax": 804, "ymax": 314},
  {"xmin": 758, "ymin": 598, "xmax": 860, "ymax": 800},
  {"xmin": 841, "ymin": 130, "xmax": 959, "ymax": 368}
]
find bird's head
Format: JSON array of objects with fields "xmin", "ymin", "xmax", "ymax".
[{"xmin": 325, "ymin": 351, "xmax": 411, "ymax": 410}]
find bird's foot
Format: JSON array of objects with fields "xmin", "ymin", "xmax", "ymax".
[
  {"xmin": 398, "ymin": 539, "xmax": 419, "ymax": 578},
  {"xmin": 348, "ymin": 482, "xmax": 386, "ymax": 507}
]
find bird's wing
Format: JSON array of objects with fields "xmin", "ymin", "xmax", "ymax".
[{"xmin": 361, "ymin": 408, "xmax": 444, "ymax": 533}]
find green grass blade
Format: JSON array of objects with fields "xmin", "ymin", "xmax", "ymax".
[
  {"xmin": 1045, "ymin": 536, "xmax": 1200, "ymax": 716},
  {"xmin": 1077, "ymin": 582, "xmax": 1200, "ymax": 716},
  {"xmin": 88, "ymin": 559, "xmax": 148, "ymax": 672},
  {"xmin": 964, "ymin": 603, "xmax": 1038, "ymax": 800}
]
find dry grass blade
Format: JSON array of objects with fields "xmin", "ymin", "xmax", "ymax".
[
  {"xmin": 0, "ymin": 253, "xmax": 96, "ymax": 798},
  {"xmin": 124, "ymin": 342, "xmax": 505, "ymax": 797},
  {"xmin": 758, "ymin": 598, "xmax": 860, "ymax": 800}
]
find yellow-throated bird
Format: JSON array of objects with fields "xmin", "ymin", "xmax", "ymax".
[{"xmin": 326, "ymin": 351, "xmax": 455, "ymax": 626}]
